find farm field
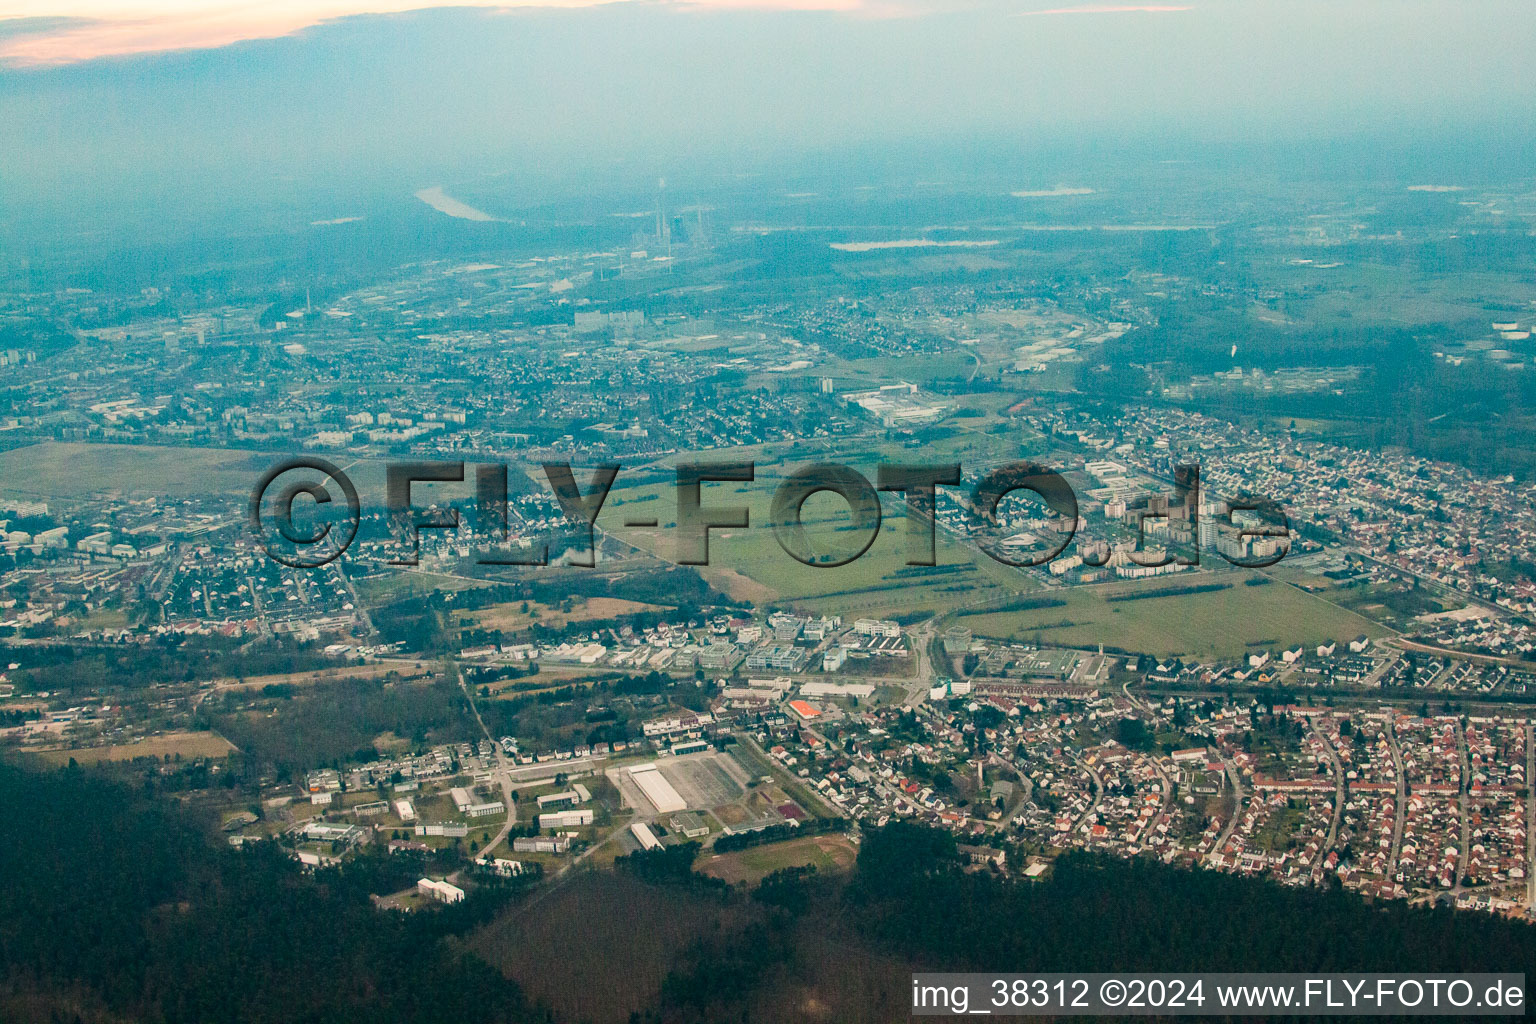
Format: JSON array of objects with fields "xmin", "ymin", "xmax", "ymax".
[
  {"xmin": 352, "ymin": 569, "xmax": 488, "ymax": 604},
  {"xmin": 473, "ymin": 871, "xmax": 758, "ymax": 1024},
  {"xmin": 698, "ymin": 522, "xmax": 1017, "ymax": 618},
  {"xmin": 600, "ymin": 464, "xmax": 1024, "ymax": 617},
  {"xmin": 213, "ymin": 660, "xmax": 434, "ymax": 692},
  {"xmin": 32, "ymin": 730, "xmax": 236, "ymax": 764},
  {"xmin": 459, "ymin": 596, "xmax": 668, "ymax": 634},
  {"xmin": 961, "ymin": 573, "xmax": 1391, "ymax": 660},
  {"xmin": 590, "ymin": 422, "xmax": 1091, "ymax": 617},
  {"xmin": 0, "ymin": 441, "xmax": 390, "ymax": 500},
  {"xmin": 0, "ymin": 442, "xmax": 274, "ymax": 498}
]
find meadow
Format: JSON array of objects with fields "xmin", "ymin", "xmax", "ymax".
[
  {"xmin": 32, "ymin": 729, "xmax": 236, "ymax": 764},
  {"xmin": 597, "ymin": 450, "xmax": 1037, "ymax": 616},
  {"xmin": 698, "ymin": 833, "xmax": 857, "ymax": 886},
  {"xmin": 473, "ymin": 871, "xmax": 757, "ymax": 1024},
  {"xmin": 960, "ymin": 572, "xmax": 1390, "ymax": 660},
  {"xmin": 0, "ymin": 440, "xmax": 390, "ymax": 500}
]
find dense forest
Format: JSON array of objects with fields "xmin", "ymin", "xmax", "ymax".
[
  {"xmin": 844, "ymin": 824, "xmax": 1536, "ymax": 973},
  {"xmin": 0, "ymin": 760, "xmax": 541, "ymax": 1024},
  {"xmin": 644, "ymin": 825, "xmax": 1536, "ymax": 1023},
  {"xmin": 1, "ymin": 640, "xmax": 343, "ymax": 695},
  {"xmin": 204, "ymin": 674, "xmax": 482, "ymax": 778}
]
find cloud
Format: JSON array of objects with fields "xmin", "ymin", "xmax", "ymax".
[
  {"xmin": 0, "ymin": 2, "xmax": 560, "ymax": 65},
  {"xmin": 0, "ymin": 0, "xmax": 859, "ymax": 66},
  {"xmin": 0, "ymin": 15, "xmax": 99, "ymax": 40}
]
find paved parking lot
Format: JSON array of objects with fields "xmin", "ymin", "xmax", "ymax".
[{"xmin": 658, "ymin": 752, "xmax": 745, "ymax": 809}]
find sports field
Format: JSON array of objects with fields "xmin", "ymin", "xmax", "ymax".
[{"xmin": 699, "ymin": 834, "xmax": 858, "ymax": 886}]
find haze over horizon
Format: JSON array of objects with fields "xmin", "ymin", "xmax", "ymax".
[{"xmin": 1, "ymin": 0, "xmax": 1533, "ymax": 247}]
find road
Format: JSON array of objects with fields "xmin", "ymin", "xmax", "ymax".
[
  {"xmin": 1389, "ymin": 636, "xmax": 1536, "ymax": 673},
  {"xmin": 734, "ymin": 730, "xmax": 845, "ymax": 820},
  {"xmin": 449, "ymin": 660, "xmax": 521, "ymax": 859},
  {"xmin": 1122, "ymin": 677, "xmax": 1153, "ymax": 713},
  {"xmin": 244, "ymin": 574, "xmax": 271, "ymax": 641},
  {"xmin": 1454, "ymin": 718, "xmax": 1471, "ymax": 891},
  {"xmin": 341, "ymin": 569, "xmax": 378, "ymax": 638},
  {"xmin": 1386, "ymin": 722, "xmax": 1407, "ymax": 880},
  {"xmin": 1309, "ymin": 717, "xmax": 1345, "ymax": 883},
  {"xmin": 470, "ymin": 750, "xmax": 522, "ymax": 861},
  {"xmin": 1069, "ymin": 753, "xmax": 1104, "ymax": 836},
  {"xmin": 900, "ymin": 621, "xmax": 940, "ymax": 707},
  {"xmin": 1527, "ymin": 722, "xmax": 1535, "ymax": 910},
  {"xmin": 1210, "ymin": 754, "xmax": 1247, "ymax": 863},
  {"xmin": 1361, "ymin": 651, "xmax": 1403, "ymax": 689}
]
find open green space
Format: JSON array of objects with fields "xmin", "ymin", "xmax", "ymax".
[
  {"xmin": 598, "ymin": 444, "xmax": 1048, "ymax": 615},
  {"xmin": 0, "ymin": 440, "xmax": 391, "ymax": 501},
  {"xmin": 698, "ymin": 833, "xmax": 858, "ymax": 885},
  {"xmin": 962, "ymin": 572, "xmax": 1390, "ymax": 660}
]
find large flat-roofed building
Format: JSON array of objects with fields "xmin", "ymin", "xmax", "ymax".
[
  {"xmin": 628, "ymin": 763, "xmax": 687, "ymax": 814},
  {"xmin": 798, "ymin": 681, "xmax": 874, "ymax": 698},
  {"xmin": 466, "ymin": 800, "xmax": 505, "ymax": 818},
  {"xmin": 630, "ymin": 821, "xmax": 662, "ymax": 850},
  {"xmin": 670, "ymin": 811, "xmax": 710, "ymax": 838},
  {"xmin": 417, "ymin": 877, "xmax": 465, "ymax": 904},
  {"xmin": 841, "ymin": 384, "xmax": 947, "ymax": 430},
  {"xmin": 787, "ymin": 699, "xmax": 823, "ymax": 722},
  {"xmin": 539, "ymin": 808, "xmax": 594, "ymax": 828},
  {"xmin": 532, "ymin": 785, "xmax": 593, "ymax": 809},
  {"xmin": 513, "ymin": 835, "xmax": 572, "ymax": 854},
  {"xmin": 300, "ymin": 821, "xmax": 365, "ymax": 845},
  {"xmin": 697, "ymin": 642, "xmax": 743, "ymax": 672},
  {"xmin": 745, "ymin": 645, "xmax": 809, "ymax": 673}
]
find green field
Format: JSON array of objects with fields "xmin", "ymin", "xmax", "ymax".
[
  {"xmin": 0, "ymin": 441, "xmax": 268, "ymax": 498},
  {"xmin": 961, "ymin": 572, "xmax": 1391, "ymax": 660},
  {"xmin": 0, "ymin": 441, "xmax": 389, "ymax": 500},
  {"xmin": 698, "ymin": 833, "xmax": 858, "ymax": 885},
  {"xmin": 598, "ymin": 444, "xmax": 1047, "ymax": 615},
  {"xmin": 31, "ymin": 730, "xmax": 236, "ymax": 765}
]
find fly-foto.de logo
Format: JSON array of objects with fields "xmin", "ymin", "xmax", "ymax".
[{"xmin": 249, "ymin": 457, "xmax": 1290, "ymax": 571}]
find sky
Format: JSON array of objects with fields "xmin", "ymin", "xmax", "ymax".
[
  {"xmin": 0, "ymin": 0, "xmax": 1533, "ymax": 242},
  {"xmin": 0, "ymin": 1, "xmax": 881, "ymax": 65},
  {"xmin": 0, "ymin": 1, "xmax": 1214, "ymax": 65}
]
